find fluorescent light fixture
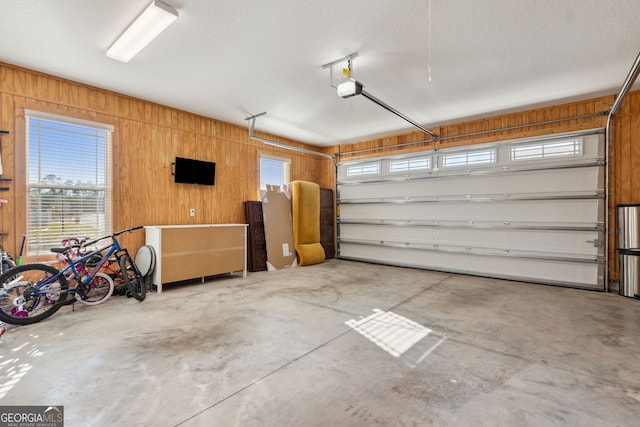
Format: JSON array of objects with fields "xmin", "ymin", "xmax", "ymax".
[{"xmin": 106, "ymin": 0, "xmax": 178, "ymax": 63}]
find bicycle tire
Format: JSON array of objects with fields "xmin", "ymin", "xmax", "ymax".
[
  {"xmin": 75, "ymin": 272, "xmax": 114, "ymax": 306},
  {"xmin": 1, "ymin": 259, "xmax": 16, "ymax": 275},
  {"xmin": 119, "ymin": 255, "xmax": 146, "ymax": 301},
  {"xmin": 0, "ymin": 263, "xmax": 69, "ymax": 325}
]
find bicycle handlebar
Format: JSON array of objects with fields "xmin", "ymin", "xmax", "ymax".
[
  {"xmin": 112, "ymin": 225, "xmax": 144, "ymax": 237},
  {"xmin": 50, "ymin": 226, "xmax": 143, "ymax": 257},
  {"xmin": 51, "ymin": 237, "xmax": 88, "ymax": 256},
  {"xmin": 78, "ymin": 226, "xmax": 144, "ymax": 248}
]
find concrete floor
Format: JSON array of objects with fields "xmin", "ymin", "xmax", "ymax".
[{"xmin": 1, "ymin": 259, "xmax": 639, "ymax": 426}]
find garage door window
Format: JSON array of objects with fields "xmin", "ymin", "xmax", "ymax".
[
  {"xmin": 390, "ymin": 157, "xmax": 430, "ymax": 173},
  {"xmin": 346, "ymin": 162, "xmax": 381, "ymax": 177},
  {"xmin": 510, "ymin": 138, "xmax": 582, "ymax": 161},
  {"xmin": 441, "ymin": 148, "xmax": 496, "ymax": 168}
]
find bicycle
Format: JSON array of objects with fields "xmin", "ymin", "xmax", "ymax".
[
  {"xmin": 0, "ymin": 226, "xmax": 146, "ymax": 325},
  {"xmin": 0, "ymin": 243, "xmax": 16, "ymax": 275},
  {"xmin": 54, "ymin": 236, "xmax": 115, "ymax": 304},
  {"xmin": 65, "ymin": 237, "xmax": 154, "ymax": 298},
  {"xmin": 81, "ymin": 249, "xmax": 129, "ymax": 296},
  {"xmin": 66, "ymin": 228, "xmax": 147, "ymax": 303}
]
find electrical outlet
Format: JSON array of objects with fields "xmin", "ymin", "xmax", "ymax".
[{"xmin": 189, "ymin": 208, "xmax": 196, "ymax": 217}]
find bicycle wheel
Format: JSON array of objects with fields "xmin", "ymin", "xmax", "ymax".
[
  {"xmin": 119, "ymin": 255, "xmax": 146, "ymax": 301},
  {"xmin": 75, "ymin": 272, "xmax": 114, "ymax": 306},
  {"xmin": 0, "ymin": 263, "xmax": 69, "ymax": 325},
  {"xmin": 1, "ymin": 258, "xmax": 16, "ymax": 275}
]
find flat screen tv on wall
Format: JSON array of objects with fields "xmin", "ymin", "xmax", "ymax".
[{"xmin": 173, "ymin": 157, "xmax": 216, "ymax": 186}]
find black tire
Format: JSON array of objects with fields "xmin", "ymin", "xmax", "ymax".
[
  {"xmin": 119, "ymin": 255, "xmax": 146, "ymax": 301},
  {"xmin": 0, "ymin": 263, "xmax": 69, "ymax": 325},
  {"xmin": 1, "ymin": 259, "xmax": 16, "ymax": 275}
]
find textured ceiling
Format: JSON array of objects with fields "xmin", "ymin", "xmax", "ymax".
[{"xmin": 1, "ymin": 0, "xmax": 639, "ymax": 147}]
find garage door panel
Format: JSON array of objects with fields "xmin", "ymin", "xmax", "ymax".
[
  {"xmin": 337, "ymin": 130, "xmax": 605, "ymax": 290},
  {"xmin": 339, "ymin": 243, "xmax": 601, "ymax": 289},
  {"xmin": 339, "ymin": 199, "xmax": 601, "ymax": 224},
  {"xmin": 339, "ymin": 224, "xmax": 600, "ymax": 256},
  {"xmin": 339, "ymin": 167, "xmax": 602, "ymax": 201}
]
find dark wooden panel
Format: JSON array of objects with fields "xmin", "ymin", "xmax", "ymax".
[
  {"xmin": 320, "ymin": 188, "xmax": 335, "ymax": 259},
  {"xmin": 244, "ymin": 201, "xmax": 267, "ymax": 272}
]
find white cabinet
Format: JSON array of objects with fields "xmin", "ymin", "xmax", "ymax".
[{"xmin": 145, "ymin": 224, "xmax": 247, "ymax": 293}]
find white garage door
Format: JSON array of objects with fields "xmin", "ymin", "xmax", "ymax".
[{"xmin": 337, "ymin": 129, "xmax": 605, "ymax": 290}]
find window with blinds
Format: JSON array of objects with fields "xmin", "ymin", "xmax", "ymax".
[
  {"xmin": 260, "ymin": 156, "xmax": 290, "ymax": 191},
  {"xmin": 26, "ymin": 111, "xmax": 113, "ymax": 256}
]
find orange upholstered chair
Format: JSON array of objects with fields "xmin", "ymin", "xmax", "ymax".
[{"xmin": 291, "ymin": 180, "xmax": 326, "ymax": 266}]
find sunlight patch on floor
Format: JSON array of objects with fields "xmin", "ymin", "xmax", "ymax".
[
  {"xmin": 0, "ymin": 335, "xmax": 41, "ymax": 399},
  {"xmin": 346, "ymin": 309, "xmax": 431, "ymax": 358}
]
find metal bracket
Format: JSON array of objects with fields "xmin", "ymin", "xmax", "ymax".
[
  {"xmin": 244, "ymin": 113, "xmax": 336, "ymax": 166},
  {"xmin": 322, "ymin": 52, "xmax": 359, "ymax": 88},
  {"xmin": 321, "ymin": 53, "xmax": 438, "ymax": 140}
]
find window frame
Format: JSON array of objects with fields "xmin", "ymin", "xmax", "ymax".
[
  {"xmin": 389, "ymin": 156, "xmax": 431, "ymax": 173},
  {"xmin": 440, "ymin": 147, "xmax": 497, "ymax": 169},
  {"xmin": 345, "ymin": 162, "xmax": 382, "ymax": 177},
  {"xmin": 25, "ymin": 110, "xmax": 113, "ymax": 256},
  {"xmin": 509, "ymin": 138, "xmax": 583, "ymax": 161},
  {"xmin": 259, "ymin": 155, "xmax": 291, "ymax": 192}
]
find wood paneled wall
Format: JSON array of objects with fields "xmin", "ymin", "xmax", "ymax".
[
  {"xmin": 3, "ymin": 59, "xmax": 640, "ymax": 284},
  {"xmin": 609, "ymin": 91, "xmax": 640, "ymax": 281},
  {"xmin": 331, "ymin": 92, "xmax": 640, "ymax": 284},
  {"xmin": 334, "ymin": 97, "xmax": 613, "ymax": 160},
  {"xmin": 0, "ymin": 63, "xmax": 333, "ymax": 260}
]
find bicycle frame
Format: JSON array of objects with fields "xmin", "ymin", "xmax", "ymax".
[
  {"xmin": 25, "ymin": 226, "xmax": 142, "ymax": 301},
  {"xmin": 0, "ymin": 226, "xmax": 144, "ymax": 325},
  {"xmin": 56, "ymin": 240, "xmax": 122, "ymax": 291}
]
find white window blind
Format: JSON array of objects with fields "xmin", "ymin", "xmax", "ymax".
[{"xmin": 26, "ymin": 112, "xmax": 112, "ymax": 256}]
